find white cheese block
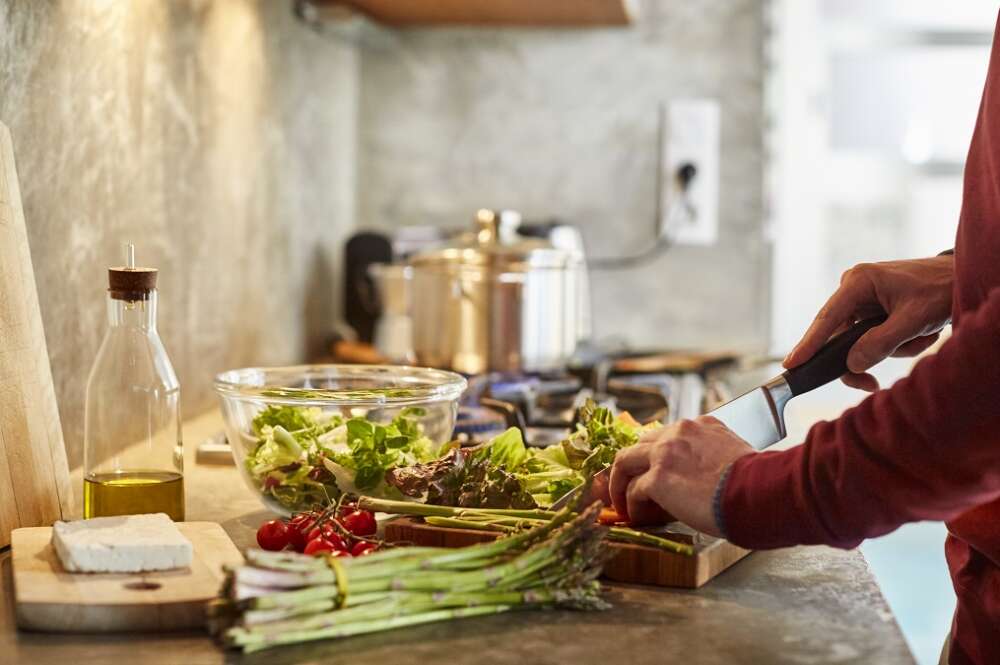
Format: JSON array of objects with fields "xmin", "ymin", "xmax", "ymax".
[{"xmin": 51, "ymin": 513, "xmax": 193, "ymax": 573}]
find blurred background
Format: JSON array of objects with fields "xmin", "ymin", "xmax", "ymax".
[
  {"xmin": 2, "ymin": 1, "xmax": 996, "ymax": 661},
  {"xmin": 772, "ymin": 2, "xmax": 994, "ymax": 662}
]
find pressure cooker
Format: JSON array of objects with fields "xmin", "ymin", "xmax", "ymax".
[{"xmin": 407, "ymin": 209, "xmax": 590, "ymax": 375}]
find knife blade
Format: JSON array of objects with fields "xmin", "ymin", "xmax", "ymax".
[
  {"xmin": 548, "ymin": 467, "xmax": 610, "ymax": 511},
  {"xmin": 547, "ymin": 316, "xmax": 886, "ymax": 510},
  {"xmin": 708, "ymin": 315, "xmax": 886, "ymax": 449}
]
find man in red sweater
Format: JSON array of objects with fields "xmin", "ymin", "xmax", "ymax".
[{"xmin": 609, "ymin": 16, "xmax": 1000, "ymax": 665}]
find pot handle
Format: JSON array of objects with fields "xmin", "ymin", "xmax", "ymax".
[{"xmin": 479, "ymin": 397, "xmax": 528, "ymax": 441}]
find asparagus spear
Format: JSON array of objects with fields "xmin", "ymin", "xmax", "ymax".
[
  {"xmin": 213, "ymin": 502, "xmax": 611, "ymax": 652},
  {"xmin": 358, "ymin": 496, "xmax": 695, "ymax": 556}
]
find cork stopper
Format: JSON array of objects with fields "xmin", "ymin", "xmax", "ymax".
[{"xmin": 108, "ymin": 242, "xmax": 157, "ymax": 301}]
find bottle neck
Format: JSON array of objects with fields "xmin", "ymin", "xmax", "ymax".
[{"xmin": 107, "ymin": 290, "xmax": 157, "ymax": 330}]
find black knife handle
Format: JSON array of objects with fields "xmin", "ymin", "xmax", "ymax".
[{"xmin": 783, "ymin": 315, "xmax": 888, "ymax": 397}]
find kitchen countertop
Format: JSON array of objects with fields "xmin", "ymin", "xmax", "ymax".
[{"xmin": 0, "ymin": 411, "xmax": 916, "ymax": 665}]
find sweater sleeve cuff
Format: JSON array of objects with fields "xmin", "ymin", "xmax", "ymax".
[
  {"xmin": 712, "ymin": 461, "xmax": 735, "ymax": 540},
  {"xmin": 720, "ymin": 447, "xmax": 863, "ymax": 550},
  {"xmin": 721, "ymin": 451, "xmax": 807, "ymax": 549}
]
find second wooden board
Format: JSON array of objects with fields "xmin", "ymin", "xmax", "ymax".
[
  {"xmin": 12, "ymin": 521, "xmax": 242, "ymax": 633},
  {"xmin": 384, "ymin": 517, "xmax": 751, "ymax": 589}
]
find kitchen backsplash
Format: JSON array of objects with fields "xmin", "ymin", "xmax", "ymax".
[
  {"xmin": 0, "ymin": 1, "xmax": 358, "ymax": 468},
  {"xmin": 356, "ymin": 0, "xmax": 769, "ymax": 352},
  {"xmin": 0, "ymin": 0, "xmax": 768, "ymax": 469}
]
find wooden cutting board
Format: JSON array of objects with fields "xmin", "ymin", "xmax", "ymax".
[
  {"xmin": 613, "ymin": 350, "xmax": 740, "ymax": 375},
  {"xmin": 0, "ymin": 120, "xmax": 72, "ymax": 547},
  {"xmin": 312, "ymin": 0, "xmax": 635, "ymax": 26},
  {"xmin": 384, "ymin": 517, "xmax": 750, "ymax": 589},
  {"xmin": 12, "ymin": 522, "xmax": 243, "ymax": 633}
]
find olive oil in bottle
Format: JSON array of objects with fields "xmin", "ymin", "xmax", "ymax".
[
  {"xmin": 83, "ymin": 471, "xmax": 184, "ymax": 522},
  {"xmin": 83, "ymin": 244, "xmax": 184, "ymax": 521}
]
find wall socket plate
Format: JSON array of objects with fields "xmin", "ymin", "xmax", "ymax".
[{"xmin": 663, "ymin": 99, "xmax": 720, "ymax": 245}]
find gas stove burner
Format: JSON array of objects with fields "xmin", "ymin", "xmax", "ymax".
[
  {"xmin": 460, "ymin": 371, "xmax": 670, "ymax": 447},
  {"xmin": 533, "ymin": 381, "xmax": 669, "ymax": 428},
  {"xmin": 453, "ymin": 405, "xmax": 508, "ymax": 441}
]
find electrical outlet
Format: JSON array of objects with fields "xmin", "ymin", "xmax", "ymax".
[{"xmin": 663, "ymin": 99, "xmax": 720, "ymax": 245}]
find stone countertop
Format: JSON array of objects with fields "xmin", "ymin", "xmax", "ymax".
[{"xmin": 0, "ymin": 411, "xmax": 915, "ymax": 665}]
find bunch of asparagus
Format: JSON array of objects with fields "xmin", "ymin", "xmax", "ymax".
[
  {"xmin": 210, "ymin": 502, "xmax": 612, "ymax": 653},
  {"xmin": 357, "ymin": 497, "xmax": 695, "ymax": 556}
]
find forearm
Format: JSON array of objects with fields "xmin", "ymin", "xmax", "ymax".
[{"xmin": 722, "ymin": 287, "xmax": 1000, "ymax": 550}]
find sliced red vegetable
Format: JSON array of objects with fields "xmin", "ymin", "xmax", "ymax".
[
  {"xmin": 341, "ymin": 510, "xmax": 377, "ymax": 537},
  {"xmin": 256, "ymin": 519, "xmax": 290, "ymax": 551}
]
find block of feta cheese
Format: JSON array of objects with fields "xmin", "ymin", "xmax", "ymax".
[{"xmin": 51, "ymin": 513, "xmax": 193, "ymax": 573}]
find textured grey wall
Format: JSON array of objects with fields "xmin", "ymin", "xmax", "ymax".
[
  {"xmin": 356, "ymin": 0, "xmax": 769, "ymax": 351},
  {"xmin": 0, "ymin": 1, "xmax": 357, "ymax": 468},
  {"xmin": 1, "ymin": 0, "xmax": 768, "ymax": 469}
]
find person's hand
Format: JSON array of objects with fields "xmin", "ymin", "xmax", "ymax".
[
  {"xmin": 608, "ymin": 417, "xmax": 754, "ymax": 535},
  {"xmin": 784, "ymin": 256, "xmax": 954, "ymax": 391}
]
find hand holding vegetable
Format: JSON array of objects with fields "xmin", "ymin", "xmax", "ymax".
[{"xmin": 609, "ymin": 416, "xmax": 754, "ymax": 535}]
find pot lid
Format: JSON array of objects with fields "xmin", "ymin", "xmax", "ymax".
[{"xmin": 409, "ymin": 209, "xmax": 574, "ymax": 270}]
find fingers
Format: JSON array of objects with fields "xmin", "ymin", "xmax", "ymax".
[
  {"xmin": 589, "ymin": 468, "xmax": 612, "ymax": 506},
  {"xmin": 841, "ymin": 372, "xmax": 879, "ymax": 392},
  {"xmin": 891, "ymin": 332, "xmax": 940, "ymax": 358},
  {"xmin": 624, "ymin": 475, "xmax": 666, "ymax": 526},
  {"xmin": 839, "ymin": 331, "xmax": 939, "ymax": 391},
  {"xmin": 609, "ymin": 444, "xmax": 651, "ymax": 518},
  {"xmin": 783, "ymin": 289, "xmax": 860, "ymax": 369},
  {"xmin": 846, "ymin": 312, "xmax": 923, "ymax": 373}
]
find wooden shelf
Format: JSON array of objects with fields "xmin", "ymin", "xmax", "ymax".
[{"xmin": 308, "ymin": 0, "xmax": 636, "ymax": 27}]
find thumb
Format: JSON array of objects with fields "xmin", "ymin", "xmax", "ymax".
[{"xmin": 846, "ymin": 314, "xmax": 920, "ymax": 373}]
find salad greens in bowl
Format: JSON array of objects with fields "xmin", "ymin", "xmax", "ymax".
[{"xmin": 214, "ymin": 364, "xmax": 467, "ymax": 515}]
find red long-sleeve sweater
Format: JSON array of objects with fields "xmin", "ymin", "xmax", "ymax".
[{"xmin": 720, "ymin": 16, "xmax": 1000, "ymax": 665}]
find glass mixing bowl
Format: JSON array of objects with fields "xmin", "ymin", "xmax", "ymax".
[{"xmin": 214, "ymin": 364, "xmax": 467, "ymax": 515}]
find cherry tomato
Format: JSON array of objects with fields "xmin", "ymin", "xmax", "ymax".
[
  {"xmin": 307, "ymin": 525, "xmax": 346, "ymax": 552},
  {"xmin": 303, "ymin": 537, "xmax": 335, "ymax": 556},
  {"xmin": 304, "ymin": 538, "xmax": 353, "ymax": 557},
  {"xmin": 256, "ymin": 519, "xmax": 290, "ymax": 551},
  {"xmin": 351, "ymin": 541, "xmax": 377, "ymax": 557},
  {"xmin": 338, "ymin": 502, "xmax": 358, "ymax": 518},
  {"xmin": 287, "ymin": 515, "xmax": 316, "ymax": 553},
  {"xmin": 341, "ymin": 510, "xmax": 377, "ymax": 537}
]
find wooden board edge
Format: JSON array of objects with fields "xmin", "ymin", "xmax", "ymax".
[
  {"xmin": 317, "ymin": 0, "xmax": 635, "ymax": 27},
  {"xmin": 0, "ymin": 120, "xmax": 73, "ymax": 536},
  {"xmin": 384, "ymin": 517, "xmax": 752, "ymax": 589},
  {"xmin": 15, "ymin": 599, "xmax": 209, "ymax": 633},
  {"xmin": 12, "ymin": 522, "xmax": 240, "ymax": 633}
]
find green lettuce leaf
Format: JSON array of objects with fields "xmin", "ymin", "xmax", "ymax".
[{"xmin": 252, "ymin": 405, "xmax": 322, "ymax": 435}]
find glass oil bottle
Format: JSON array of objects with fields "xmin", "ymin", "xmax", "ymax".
[{"xmin": 83, "ymin": 244, "xmax": 184, "ymax": 520}]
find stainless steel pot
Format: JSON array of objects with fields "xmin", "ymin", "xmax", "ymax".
[
  {"xmin": 408, "ymin": 209, "xmax": 589, "ymax": 374},
  {"xmin": 368, "ymin": 262, "xmax": 415, "ymax": 364}
]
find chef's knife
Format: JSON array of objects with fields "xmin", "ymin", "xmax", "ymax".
[
  {"xmin": 549, "ymin": 466, "xmax": 611, "ymax": 511},
  {"xmin": 548, "ymin": 316, "xmax": 886, "ymax": 511},
  {"xmin": 709, "ymin": 315, "xmax": 887, "ymax": 449}
]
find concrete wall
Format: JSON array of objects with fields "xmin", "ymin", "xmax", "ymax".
[
  {"xmin": 356, "ymin": 0, "xmax": 769, "ymax": 351},
  {"xmin": 0, "ymin": 1, "xmax": 358, "ymax": 468},
  {"xmin": 1, "ymin": 0, "xmax": 768, "ymax": 469}
]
